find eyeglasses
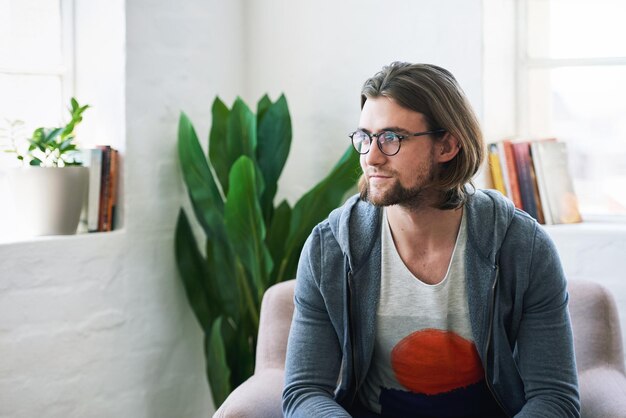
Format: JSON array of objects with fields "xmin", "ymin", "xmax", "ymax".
[{"xmin": 349, "ymin": 129, "xmax": 446, "ymax": 156}]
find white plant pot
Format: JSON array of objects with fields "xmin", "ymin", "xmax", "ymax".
[{"xmin": 8, "ymin": 166, "xmax": 89, "ymax": 236}]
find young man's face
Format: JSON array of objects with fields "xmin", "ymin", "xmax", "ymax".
[{"xmin": 358, "ymin": 96, "xmax": 439, "ymax": 208}]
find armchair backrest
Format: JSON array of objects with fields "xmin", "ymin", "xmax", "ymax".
[
  {"xmin": 255, "ymin": 279, "xmax": 296, "ymax": 372},
  {"xmin": 567, "ymin": 280, "xmax": 625, "ymax": 374}
]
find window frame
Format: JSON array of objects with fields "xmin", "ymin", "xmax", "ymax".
[
  {"xmin": 0, "ymin": 0, "xmax": 75, "ymax": 121},
  {"xmin": 515, "ymin": 0, "xmax": 626, "ymax": 221}
]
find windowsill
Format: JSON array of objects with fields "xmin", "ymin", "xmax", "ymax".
[
  {"xmin": 543, "ymin": 218, "xmax": 626, "ymax": 234},
  {"xmin": 0, "ymin": 228, "xmax": 126, "ymax": 247}
]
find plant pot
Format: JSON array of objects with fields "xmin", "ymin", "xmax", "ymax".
[{"xmin": 8, "ymin": 166, "xmax": 89, "ymax": 236}]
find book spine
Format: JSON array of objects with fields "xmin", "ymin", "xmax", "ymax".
[
  {"xmin": 513, "ymin": 142, "xmax": 539, "ymax": 220},
  {"xmin": 530, "ymin": 142, "xmax": 553, "ymax": 225},
  {"xmin": 97, "ymin": 146, "xmax": 112, "ymax": 232},
  {"xmin": 496, "ymin": 141, "xmax": 512, "ymax": 198},
  {"xmin": 87, "ymin": 148, "xmax": 103, "ymax": 232},
  {"xmin": 528, "ymin": 144, "xmax": 546, "ymax": 224},
  {"xmin": 540, "ymin": 142, "xmax": 583, "ymax": 224},
  {"xmin": 502, "ymin": 141, "xmax": 523, "ymax": 209},
  {"xmin": 488, "ymin": 144, "xmax": 507, "ymax": 196},
  {"xmin": 107, "ymin": 149, "xmax": 119, "ymax": 231}
]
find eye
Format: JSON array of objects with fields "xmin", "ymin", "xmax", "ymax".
[
  {"xmin": 380, "ymin": 131, "xmax": 400, "ymax": 144},
  {"xmin": 354, "ymin": 131, "xmax": 370, "ymax": 144}
]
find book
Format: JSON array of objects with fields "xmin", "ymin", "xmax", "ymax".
[
  {"xmin": 97, "ymin": 145, "xmax": 112, "ymax": 232},
  {"xmin": 496, "ymin": 141, "xmax": 512, "ymax": 198},
  {"xmin": 106, "ymin": 149, "xmax": 119, "ymax": 231},
  {"xmin": 512, "ymin": 141, "xmax": 539, "ymax": 221},
  {"xmin": 527, "ymin": 146, "xmax": 546, "ymax": 225},
  {"xmin": 502, "ymin": 140, "xmax": 523, "ymax": 209},
  {"xmin": 488, "ymin": 144, "xmax": 507, "ymax": 196},
  {"xmin": 82, "ymin": 148, "xmax": 104, "ymax": 232},
  {"xmin": 531, "ymin": 142, "xmax": 553, "ymax": 225},
  {"xmin": 531, "ymin": 142, "xmax": 582, "ymax": 224}
]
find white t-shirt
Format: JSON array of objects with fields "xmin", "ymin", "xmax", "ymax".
[{"xmin": 359, "ymin": 208, "xmax": 503, "ymax": 417}]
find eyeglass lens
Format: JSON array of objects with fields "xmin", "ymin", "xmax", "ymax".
[{"xmin": 351, "ymin": 131, "xmax": 401, "ymax": 155}]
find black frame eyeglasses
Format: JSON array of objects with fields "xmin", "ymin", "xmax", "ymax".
[{"xmin": 349, "ymin": 129, "xmax": 446, "ymax": 156}]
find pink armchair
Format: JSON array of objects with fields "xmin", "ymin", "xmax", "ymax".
[
  {"xmin": 214, "ymin": 279, "xmax": 626, "ymax": 418},
  {"xmin": 568, "ymin": 280, "xmax": 626, "ymax": 417}
]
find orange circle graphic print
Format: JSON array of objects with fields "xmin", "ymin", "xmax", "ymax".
[{"xmin": 391, "ymin": 328, "xmax": 484, "ymax": 395}]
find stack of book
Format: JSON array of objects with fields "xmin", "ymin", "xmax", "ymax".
[
  {"xmin": 81, "ymin": 146, "xmax": 120, "ymax": 232},
  {"xmin": 487, "ymin": 139, "xmax": 582, "ymax": 225}
]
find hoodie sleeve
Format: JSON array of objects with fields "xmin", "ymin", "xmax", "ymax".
[
  {"xmin": 282, "ymin": 226, "xmax": 351, "ymax": 418},
  {"xmin": 514, "ymin": 225, "xmax": 581, "ymax": 418}
]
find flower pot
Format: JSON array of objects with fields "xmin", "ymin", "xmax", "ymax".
[{"xmin": 8, "ymin": 166, "xmax": 89, "ymax": 236}]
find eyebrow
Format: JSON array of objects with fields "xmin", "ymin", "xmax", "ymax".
[{"xmin": 358, "ymin": 126, "xmax": 412, "ymax": 134}]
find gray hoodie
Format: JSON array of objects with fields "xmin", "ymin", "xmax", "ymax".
[{"xmin": 283, "ymin": 189, "xmax": 580, "ymax": 417}]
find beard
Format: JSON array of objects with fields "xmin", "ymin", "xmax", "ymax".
[{"xmin": 359, "ymin": 160, "xmax": 437, "ymax": 209}]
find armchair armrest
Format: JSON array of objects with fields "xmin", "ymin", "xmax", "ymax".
[
  {"xmin": 212, "ymin": 368, "xmax": 284, "ymax": 418},
  {"xmin": 579, "ymin": 367, "xmax": 626, "ymax": 417}
]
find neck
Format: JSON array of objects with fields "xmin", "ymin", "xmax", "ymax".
[{"xmin": 385, "ymin": 201, "xmax": 464, "ymax": 253}]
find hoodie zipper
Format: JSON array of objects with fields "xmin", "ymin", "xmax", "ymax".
[
  {"xmin": 346, "ymin": 269, "xmax": 361, "ymax": 408},
  {"xmin": 484, "ymin": 264, "xmax": 510, "ymax": 417}
]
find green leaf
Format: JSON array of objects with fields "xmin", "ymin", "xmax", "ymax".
[
  {"xmin": 205, "ymin": 232, "xmax": 240, "ymax": 323},
  {"xmin": 256, "ymin": 94, "xmax": 272, "ymax": 125},
  {"xmin": 178, "ymin": 112, "xmax": 225, "ymax": 239},
  {"xmin": 174, "ymin": 210, "xmax": 215, "ymax": 330},
  {"xmin": 278, "ymin": 147, "xmax": 361, "ymax": 283},
  {"xmin": 206, "ymin": 317, "xmax": 232, "ymax": 409},
  {"xmin": 208, "ymin": 97, "xmax": 230, "ymax": 194},
  {"xmin": 266, "ymin": 200, "xmax": 291, "ymax": 286},
  {"xmin": 29, "ymin": 158, "xmax": 42, "ymax": 166},
  {"xmin": 44, "ymin": 127, "xmax": 63, "ymax": 144},
  {"xmin": 32, "ymin": 127, "xmax": 44, "ymax": 141},
  {"xmin": 224, "ymin": 156, "xmax": 273, "ymax": 300},
  {"xmin": 219, "ymin": 315, "xmax": 255, "ymax": 390},
  {"xmin": 63, "ymin": 159, "xmax": 82, "ymax": 167},
  {"xmin": 257, "ymin": 94, "xmax": 292, "ymax": 221},
  {"xmin": 226, "ymin": 98, "xmax": 256, "ymax": 172},
  {"xmin": 59, "ymin": 137, "xmax": 75, "ymax": 152}
]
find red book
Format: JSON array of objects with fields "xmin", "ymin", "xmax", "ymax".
[{"xmin": 501, "ymin": 140, "xmax": 523, "ymax": 209}]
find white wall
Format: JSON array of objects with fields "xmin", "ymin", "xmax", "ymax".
[
  {"xmin": 244, "ymin": 0, "xmax": 484, "ymax": 204},
  {"xmin": 0, "ymin": 0, "xmax": 245, "ymax": 417}
]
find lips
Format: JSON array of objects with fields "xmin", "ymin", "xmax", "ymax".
[
  {"xmin": 367, "ymin": 173, "xmax": 392, "ymax": 181},
  {"xmin": 366, "ymin": 169, "xmax": 393, "ymax": 177}
]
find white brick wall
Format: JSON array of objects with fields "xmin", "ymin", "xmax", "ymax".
[{"xmin": 1, "ymin": 1, "xmax": 625, "ymax": 418}]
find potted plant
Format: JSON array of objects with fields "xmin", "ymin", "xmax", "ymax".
[
  {"xmin": 4, "ymin": 98, "xmax": 90, "ymax": 236},
  {"xmin": 175, "ymin": 94, "xmax": 360, "ymax": 409}
]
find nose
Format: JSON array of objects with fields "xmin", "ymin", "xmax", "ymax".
[{"xmin": 364, "ymin": 138, "xmax": 386, "ymax": 166}]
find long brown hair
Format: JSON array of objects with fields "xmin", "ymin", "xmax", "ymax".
[{"xmin": 360, "ymin": 62, "xmax": 484, "ymax": 209}]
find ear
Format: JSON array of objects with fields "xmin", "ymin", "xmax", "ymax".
[{"xmin": 435, "ymin": 133, "xmax": 461, "ymax": 163}]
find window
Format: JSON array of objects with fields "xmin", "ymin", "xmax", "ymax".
[
  {"xmin": 518, "ymin": 0, "xmax": 626, "ymax": 218},
  {"xmin": 0, "ymin": 0, "xmax": 73, "ymax": 166}
]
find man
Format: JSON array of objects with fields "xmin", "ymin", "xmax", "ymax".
[{"xmin": 282, "ymin": 62, "xmax": 580, "ymax": 417}]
